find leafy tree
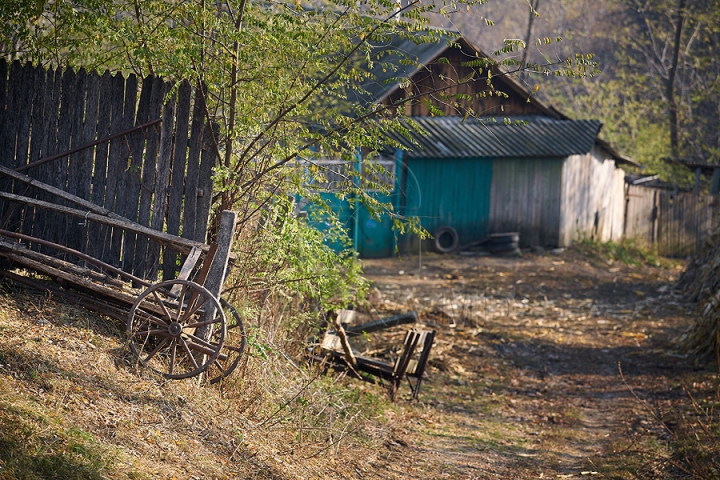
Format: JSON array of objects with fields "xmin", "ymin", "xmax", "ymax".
[{"xmin": 0, "ymin": 0, "xmax": 597, "ymax": 312}]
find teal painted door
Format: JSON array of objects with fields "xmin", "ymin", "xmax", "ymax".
[
  {"xmin": 402, "ymin": 157, "xmax": 493, "ymax": 247},
  {"xmin": 356, "ymin": 193, "xmax": 396, "ymax": 258},
  {"xmin": 305, "ymin": 152, "xmax": 403, "ymax": 258}
]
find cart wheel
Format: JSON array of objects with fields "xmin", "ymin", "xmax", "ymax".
[
  {"xmin": 207, "ymin": 299, "xmax": 247, "ymax": 384},
  {"xmin": 127, "ymin": 279, "xmax": 226, "ymax": 379}
]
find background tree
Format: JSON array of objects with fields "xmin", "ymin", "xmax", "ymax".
[{"xmin": 447, "ymin": 0, "xmax": 720, "ymax": 188}]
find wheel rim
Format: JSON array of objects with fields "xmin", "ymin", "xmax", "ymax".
[
  {"xmin": 127, "ymin": 280, "xmax": 226, "ymax": 379},
  {"xmin": 207, "ymin": 299, "xmax": 247, "ymax": 384}
]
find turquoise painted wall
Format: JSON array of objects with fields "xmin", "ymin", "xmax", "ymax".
[
  {"xmin": 306, "ymin": 150, "xmax": 404, "ymax": 258},
  {"xmin": 310, "ymin": 155, "xmax": 494, "ymax": 258},
  {"xmin": 399, "ymin": 157, "xmax": 493, "ymax": 252}
]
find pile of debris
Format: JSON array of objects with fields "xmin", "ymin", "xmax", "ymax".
[
  {"xmin": 675, "ymin": 227, "xmax": 720, "ymax": 363},
  {"xmin": 314, "ymin": 310, "xmax": 435, "ymax": 401}
]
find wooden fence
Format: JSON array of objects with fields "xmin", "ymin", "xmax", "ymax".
[
  {"xmin": 624, "ymin": 184, "xmax": 720, "ymax": 257},
  {"xmin": 0, "ymin": 59, "xmax": 216, "ymax": 281}
]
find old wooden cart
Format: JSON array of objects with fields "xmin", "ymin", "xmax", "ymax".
[
  {"xmin": 0, "ymin": 61, "xmax": 246, "ymax": 382},
  {"xmin": 0, "ymin": 166, "xmax": 246, "ymax": 382}
]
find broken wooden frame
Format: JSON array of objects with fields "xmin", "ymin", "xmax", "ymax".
[
  {"xmin": 0, "ymin": 166, "xmax": 244, "ymax": 383},
  {"xmin": 320, "ymin": 311, "xmax": 436, "ymax": 400}
]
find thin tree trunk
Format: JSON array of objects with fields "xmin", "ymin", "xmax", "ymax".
[
  {"xmin": 521, "ymin": 0, "xmax": 540, "ymax": 84},
  {"xmin": 668, "ymin": 0, "xmax": 687, "ymax": 158}
]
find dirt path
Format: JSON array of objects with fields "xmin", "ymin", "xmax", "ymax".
[{"xmin": 357, "ymin": 250, "xmax": 698, "ymax": 479}]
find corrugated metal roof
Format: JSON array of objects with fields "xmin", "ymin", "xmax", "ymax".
[{"xmin": 385, "ymin": 116, "xmax": 602, "ymax": 159}]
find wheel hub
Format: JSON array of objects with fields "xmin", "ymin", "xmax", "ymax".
[{"xmin": 168, "ymin": 322, "xmax": 183, "ymax": 336}]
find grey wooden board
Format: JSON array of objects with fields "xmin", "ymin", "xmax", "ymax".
[
  {"xmin": 114, "ymin": 73, "xmax": 140, "ymax": 269},
  {"xmin": 0, "ymin": 60, "xmax": 216, "ymax": 281},
  {"xmin": 133, "ymin": 76, "xmax": 164, "ymax": 278},
  {"xmin": 121, "ymin": 74, "xmax": 152, "ymax": 274},
  {"xmin": 164, "ymin": 80, "xmax": 192, "ymax": 280},
  {"xmin": 22, "ymin": 65, "xmax": 47, "ymax": 239},
  {"xmin": 1, "ymin": 62, "xmax": 24, "ymax": 230},
  {"xmin": 183, "ymin": 86, "xmax": 205, "ymax": 243},
  {"xmin": 148, "ymin": 83, "xmax": 176, "ymax": 280},
  {"xmin": 196, "ymin": 125, "xmax": 215, "ymax": 243},
  {"xmin": 75, "ymin": 71, "xmax": 100, "ymax": 255},
  {"xmin": 106, "ymin": 73, "xmax": 133, "ymax": 266},
  {"xmin": 0, "ymin": 59, "xmax": 6, "ymax": 216},
  {"xmin": 35, "ymin": 67, "xmax": 61, "ymax": 253},
  {"xmin": 88, "ymin": 71, "xmax": 113, "ymax": 261}
]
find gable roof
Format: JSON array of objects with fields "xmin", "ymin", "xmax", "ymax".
[
  {"xmin": 386, "ymin": 116, "xmax": 601, "ymax": 159},
  {"xmin": 354, "ymin": 30, "xmax": 637, "ymax": 167},
  {"xmin": 354, "ymin": 30, "xmax": 565, "ymax": 119}
]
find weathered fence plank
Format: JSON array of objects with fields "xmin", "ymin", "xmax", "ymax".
[
  {"xmin": 120, "ymin": 74, "xmax": 150, "ymax": 273},
  {"xmin": 196, "ymin": 125, "xmax": 215, "ymax": 243},
  {"xmin": 22, "ymin": 65, "xmax": 47, "ymax": 239},
  {"xmin": 183, "ymin": 86, "xmax": 206, "ymax": 243},
  {"xmin": 164, "ymin": 80, "xmax": 192, "ymax": 280},
  {"xmin": 133, "ymin": 76, "xmax": 164, "ymax": 278},
  {"xmin": 87, "ymin": 71, "xmax": 113, "ymax": 261},
  {"xmin": 148, "ymin": 82, "xmax": 176, "ymax": 280},
  {"xmin": 0, "ymin": 59, "xmax": 217, "ymax": 278},
  {"xmin": 35, "ymin": 67, "xmax": 61, "ymax": 252},
  {"xmin": 105, "ymin": 72, "xmax": 132, "ymax": 266}
]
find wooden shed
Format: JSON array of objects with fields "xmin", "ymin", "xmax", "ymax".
[
  {"xmin": 388, "ymin": 117, "xmax": 629, "ymax": 252},
  {"xmin": 320, "ymin": 31, "xmax": 636, "ymax": 256}
]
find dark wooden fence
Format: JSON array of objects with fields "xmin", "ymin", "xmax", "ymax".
[
  {"xmin": 0, "ymin": 59, "xmax": 216, "ymax": 281},
  {"xmin": 657, "ymin": 192, "xmax": 720, "ymax": 257},
  {"xmin": 624, "ymin": 185, "xmax": 657, "ymax": 245},
  {"xmin": 624, "ymin": 184, "xmax": 720, "ymax": 257}
]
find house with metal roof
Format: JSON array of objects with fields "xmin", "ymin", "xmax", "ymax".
[{"xmin": 322, "ymin": 31, "xmax": 636, "ymax": 257}]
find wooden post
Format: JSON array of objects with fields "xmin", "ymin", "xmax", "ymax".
[
  {"xmin": 651, "ymin": 190, "xmax": 658, "ymax": 245},
  {"xmin": 711, "ymin": 168, "xmax": 720, "ymax": 195},
  {"xmin": 331, "ymin": 312, "xmax": 357, "ymax": 369},
  {"xmin": 197, "ymin": 210, "xmax": 237, "ymax": 339}
]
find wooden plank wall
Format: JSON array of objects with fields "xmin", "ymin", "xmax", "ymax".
[
  {"xmin": 656, "ymin": 192, "xmax": 720, "ymax": 257},
  {"xmin": 624, "ymin": 184, "xmax": 657, "ymax": 244},
  {"xmin": 0, "ymin": 60, "xmax": 216, "ymax": 280},
  {"xmin": 558, "ymin": 148, "xmax": 625, "ymax": 247},
  {"xmin": 488, "ymin": 157, "xmax": 564, "ymax": 247},
  {"xmin": 384, "ymin": 48, "xmax": 547, "ymax": 118},
  {"xmin": 623, "ymin": 186, "xmax": 720, "ymax": 257}
]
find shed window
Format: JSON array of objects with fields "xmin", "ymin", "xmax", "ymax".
[
  {"xmin": 306, "ymin": 156, "xmax": 396, "ymax": 192},
  {"xmin": 361, "ymin": 156, "xmax": 396, "ymax": 192}
]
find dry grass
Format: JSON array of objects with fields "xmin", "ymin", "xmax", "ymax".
[
  {"xmin": 0, "ymin": 279, "xmax": 393, "ymax": 480},
  {"xmin": 3, "ymin": 247, "xmax": 719, "ymax": 479}
]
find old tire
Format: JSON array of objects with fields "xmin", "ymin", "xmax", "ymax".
[
  {"xmin": 488, "ymin": 232, "xmax": 519, "ymax": 244},
  {"xmin": 434, "ymin": 226, "xmax": 459, "ymax": 253}
]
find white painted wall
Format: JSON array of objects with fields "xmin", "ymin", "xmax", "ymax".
[{"xmin": 559, "ymin": 146, "xmax": 626, "ymax": 246}]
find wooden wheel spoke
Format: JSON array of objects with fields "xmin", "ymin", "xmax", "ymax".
[
  {"xmin": 179, "ymin": 295, "xmax": 209, "ymax": 323},
  {"xmin": 135, "ymin": 308, "xmax": 168, "ymax": 327},
  {"xmin": 210, "ymin": 359, "xmax": 225, "ymax": 378},
  {"xmin": 179, "ymin": 337, "xmax": 200, "ymax": 370},
  {"xmin": 151, "ymin": 290, "xmax": 175, "ymax": 323},
  {"xmin": 184, "ymin": 336, "xmax": 228, "ymax": 361},
  {"xmin": 185, "ymin": 333, "xmax": 218, "ymax": 350},
  {"xmin": 168, "ymin": 338, "xmax": 177, "ymax": 375},
  {"xmin": 133, "ymin": 328, "xmax": 167, "ymax": 337},
  {"xmin": 175, "ymin": 283, "xmax": 189, "ymax": 322},
  {"xmin": 142, "ymin": 335, "xmax": 171, "ymax": 364},
  {"xmin": 184, "ymin": 316, "xmax": 223, "ymax": 329}
]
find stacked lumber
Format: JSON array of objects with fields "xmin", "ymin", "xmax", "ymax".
[{"xmin": 676, "ymin": 227, "xmax": 720, "ymax": 362}]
